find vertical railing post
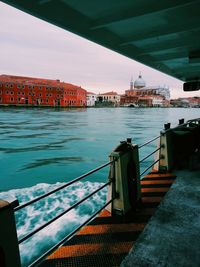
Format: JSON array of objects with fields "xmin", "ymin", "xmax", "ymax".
[
  {"xmin": 108, "ymin": 139, "xmax": 141, "ymax": 216},
  {"xmin": 179, "ymin": 118, "xmax": 184, "ymax": 125},
  {"xmin": 0, "ymin": 199, "xmax": 21, "ymax": 267},
  {"xmin": 159, "ymin": 124, "xmax": 174, "ymax": 171},
  {"xmin": 106, "ymin": 155, "xmax": 117, "ymax": 213}
]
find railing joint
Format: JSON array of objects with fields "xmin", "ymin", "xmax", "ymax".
[
  {"xmin": 108, "ymin": 176, "xmax": 115, "ymax": 183},
  {"xmin": 115, "ymin": 192, "xmax": 120, "ymax": 199},
  {"xmin": 111, "ymin": 152, "xmax": 120, "ymax": 160}
]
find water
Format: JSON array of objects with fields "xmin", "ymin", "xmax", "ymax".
[{"xmin": 0, "ymin": 107, "xmax": 199, "ymax": 266}]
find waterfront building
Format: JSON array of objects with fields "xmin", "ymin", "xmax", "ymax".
[
  {"xmin": 170, "ymin": 97, "xmax": 200, "ymax": 107},
  {"xmin": 97, "ymin": 91, "xmax": 121, "ymax": 106},
  {"xmin": 121, "ymin": 74, "xmax": 170, "ymax": 107},
  {"xmin": 0, "ymin": 74, "xmax": 87, "ymax": 107},
  {"xmin": 86, "ymin": 92, "xmax": 97, "ymax": 107},
  {"xmin": 120, "ymin": 95, "xmax": 138, "ymax": 106},
  {"xmin": 151, "ymin": 95, "xmax": 166, "ymax": 107}
]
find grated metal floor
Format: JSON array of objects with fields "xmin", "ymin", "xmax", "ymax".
[{"xmin": 40, "ymin": 172, "xmax": 176, "ymax": 267}]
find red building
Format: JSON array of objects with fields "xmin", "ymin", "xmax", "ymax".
[
  {"xmin": 120, "ymin": 95, "xmax": 138, "ymax": 106},
  {"xmin": 0, "ymin": 75, "xmax": 87, "ymax": 107}
]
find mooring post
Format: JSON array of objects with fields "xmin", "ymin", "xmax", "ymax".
[
  {"xmin": 179, "ymin": 118, "xmax": 184, "ymax": 125},
  {"xmin": 108, "ymin": 139, "xmax": 141, "ymax": 216},
  {"xmin": 159, "ymin": 123, "xmax": 174, "ymax": 171},
  {"xmin": 0, "ymin": 199, "xmax": 21, "ymax": 267}
]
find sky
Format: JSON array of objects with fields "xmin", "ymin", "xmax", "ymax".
[{"xmin": 0, "ymin": 2, "xmax": 200, "ymax": 99}]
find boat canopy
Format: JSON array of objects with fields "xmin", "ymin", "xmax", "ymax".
[{"xmin": 2, "ymin": 0, "xmax": 200, "ymax": 89}]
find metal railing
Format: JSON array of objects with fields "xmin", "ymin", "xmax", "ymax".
[
  {"xmin": 138, "ymin": 135, "xmax": 160, "ymax": 149},
  {"xmin": 15, "ymin": 160, "xmax": 113, "ymax": 212},
  {"xmin": 14, "ymin": 159, "xmax": 116, "ymax": 266},
  {"xmin": 18, "ymin": 181, "xmax": 111, "ymax": 244},
  {"xmin": 138, "ymin": 135, "xmax": 161, "ymax": 178},
  {"xmin": 139, "ymin": 158, "xmax": 160, "ymax": 178},
  {"xmin": 28, "ymin": 198, "xmax": 113, "ymax": 267},
  {"xmin": 139, "ymin": 146, "xmax": 161, "ymax": 163},
  {"xmin": 138, "ymin": 117, "xmax": 200, "ymax": 178}
]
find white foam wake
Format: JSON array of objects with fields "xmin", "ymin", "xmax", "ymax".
[{"xmin": 0, "ymin": 181, "xmax": 107, "ymax": 266}]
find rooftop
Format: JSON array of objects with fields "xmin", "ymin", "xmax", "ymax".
[
  {"xmin": 100, "ymin": 91, "xmax": 119, "ymax": 96},
  {"xmin": 0, "ymin": 74, "xmax": 86, "ymax": 91}
]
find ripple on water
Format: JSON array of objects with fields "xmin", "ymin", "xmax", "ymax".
[{"xmin": 20, "ymin": 156, "xmax": 84, "ymax": 170}]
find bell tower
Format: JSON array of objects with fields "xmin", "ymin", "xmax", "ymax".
[{"xmin": 130, "ymin": 76, "xmax": 134, "ymax": 90}]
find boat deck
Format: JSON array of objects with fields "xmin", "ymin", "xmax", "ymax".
[
  {"xmin": 40, "ymin": 171, "xmax": 176, "ymax": 267},
  {"xmin": 121, "ymin": 169, "xmax": 200, "ymax": 267}
]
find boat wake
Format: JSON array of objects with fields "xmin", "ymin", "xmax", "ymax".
[{"xmin": 0, "ymin": 181, "xmax": 107, "ymax": 266}]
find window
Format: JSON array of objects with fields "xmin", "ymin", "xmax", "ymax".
[
  {"xmin": 10, "ymin": 84, "xmax": 13, "ymax": 88},
  {"xmin": 46, "ymin": 99, "xmax": 49, "ymax": 103},
  {"xmin": 18, "ymin": 92, "xmax": 20, "ymax": 95},
  {"xmin": 0, "ymin": 91, "xmax": 2, "ymax": 94},
  {"xmin": 10, "ymin": 91, "xmax": 14, "ymax": 95},
  {"xmin": 18, "ymin": 98, "xmax": 21, "ymax": 102},
  {"xmin": 5, "ymin": 84, "xmax": 9, "ymax": 88},
  {"xmin": 0, "ymin": 97, "xmax": 2, "ymax": 102},
  {"xmin": 10, "ymin": 97, "xmax": 14, "ymax": 102},
  {"xmin": 6, "ymin": 91, "xmax": 9, "ymax": 94},
  {"xmin": 21, "ymin": 85, "xmax": 25, "ymax": 89},
  {"xmin": 39, "ymin": 93, "xmax": 42, "ymax": 97},
  {"xmin": 17, "ymin": 85, "xmax": 21, "ymax": 89}
]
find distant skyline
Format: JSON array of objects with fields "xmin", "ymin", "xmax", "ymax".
[{"xmin": 1, "ymin": 2, "xmax": 200, "ymax": 99}]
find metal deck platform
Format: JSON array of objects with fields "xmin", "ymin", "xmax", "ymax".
[
  {"xmin": 40, "ymin": 172, "xmax": 176, "ymax": 267},
  {"xmin": 121, "ymin": 169, "xmax": 200, "ymax": 267}
]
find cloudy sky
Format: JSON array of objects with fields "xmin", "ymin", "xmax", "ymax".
[{"xmin": 1, "ymin": 2, "xmax": 200, "ymax": 98}]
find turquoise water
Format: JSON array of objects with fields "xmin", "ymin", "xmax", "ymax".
[
  {"xmin": 0, "ymin": 107, "xmax": 199, "ymax": 266},
  {"xmin": 1, "ymin": 107, "xmax": 199, "ymax": 191}
]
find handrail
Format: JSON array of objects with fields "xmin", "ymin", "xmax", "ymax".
[
  {"xmin": 139, "ymin": 146, "xmax": 161, "ymax": 163},
  {"xmin": 18, "ymin": 181, "xmax": 111, "ymax": 244},
  {"xmin": 138, "ymin": 135, "xmax": 160, "ymax": 149},
  {"xmin": 138, "ymin": 135, "xmax": 161, "ymax": 179},
  {"xmin": 140, "ymin": 158, "xmax": 160, "ymax": 178},
  {"xmin": 15, "ymin": 160, "xmax": 115, "ymax": 212},
  {"xmin": 28, "ymin": 198, "xmax": 114, "ymax": 267},
  {"xmin": 162, "ymin": 119, "xmax": 200, "ymax": 133}
]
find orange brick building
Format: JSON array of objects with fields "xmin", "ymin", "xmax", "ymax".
[{"xmin": 0, "ymin": 75, "xmax": 86, "ymax": 107}]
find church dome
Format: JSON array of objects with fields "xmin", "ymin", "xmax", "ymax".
[{"xmin": 134, "ymin": 73, "xmax": 146, "ymax": 88}]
